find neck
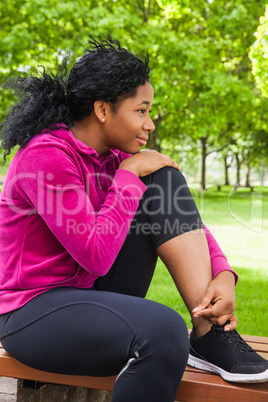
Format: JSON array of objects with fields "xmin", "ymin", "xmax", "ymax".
[{"xmin": 71, "ymin": 118, "xmax": 109, "ymax": 155}]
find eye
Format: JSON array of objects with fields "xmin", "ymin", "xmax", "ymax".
[{"xmin": 138, "ymin": 109, "xmax": 146, "ymax": 114}]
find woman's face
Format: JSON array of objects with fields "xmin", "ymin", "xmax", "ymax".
[{"xmin": 101, "ymin": 81, "xmax": 155, "ymax": 154}]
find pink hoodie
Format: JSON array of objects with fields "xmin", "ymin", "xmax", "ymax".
[{"xmin": 0, "ymin": 126, "xmax": 237, "ymax": 313}]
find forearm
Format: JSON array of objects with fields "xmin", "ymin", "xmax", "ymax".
[{"xmin": 17, "ymin": 146, "xmax": 147, "ymax": 277}]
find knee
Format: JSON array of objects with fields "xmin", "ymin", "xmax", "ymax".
[
  {"xmin": 136, "ymin": 305, "xmax": 189, "ymax": 370},
  {"xmin": 155, "ymin": 308, "xmax": 189, "ymax": 360},
  {"xmin": 153, "ymin": 166, "xmax": 187, "ymax": 187},
  {"xmin": 142, "ymin": 166, "xmax": 187, "ymax": 187}
]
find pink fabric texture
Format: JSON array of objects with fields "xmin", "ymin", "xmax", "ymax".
[{"xmin": 0, "ymin": 126, "xmax": 237, "ymax": 313}]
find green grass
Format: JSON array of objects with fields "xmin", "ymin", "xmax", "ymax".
[{"xmin": 146, "ymin": 186, "xmax": 268, "ymax": 337}]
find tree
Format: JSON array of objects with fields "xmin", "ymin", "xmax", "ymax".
[
  {"xmin": 250, "ymin": 4, "xmax": 268, "ymax": 97},
  {"xmin": 150, "ymin": 0, "xmax": 267, "ymax": 189},
  {"xmin": 220, "ymin": 150, "xmax": 234, "ymax": 186},
  {"xmin": 1, "ymin": 0, "xmax": 267, "ymax": 189}
]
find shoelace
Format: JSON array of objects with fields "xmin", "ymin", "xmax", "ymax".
[{"xmin": 212, "ymin": 326, "xmax": 255, "ymax": 353}]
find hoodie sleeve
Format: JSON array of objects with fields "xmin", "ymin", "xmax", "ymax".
[
  {"xmin": 204, "ymin": 224, "xmax": 238, "ymax": 285},
  {"xmin": 15, "ymin": 143, "xmax": 147, "ymax": 277}
]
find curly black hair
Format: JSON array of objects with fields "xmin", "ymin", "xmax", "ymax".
[{"xmin": 0, "ymin": 36, "xmax": 150, "ymax": 159}]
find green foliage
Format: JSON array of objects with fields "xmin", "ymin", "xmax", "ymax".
[
  {"xmin": 0, "ymin": 0, "xmax": 268, "ymax": 185},
  {"xmin": 250, "ymin": 4, "xmax": 268, "ymax": 97}
]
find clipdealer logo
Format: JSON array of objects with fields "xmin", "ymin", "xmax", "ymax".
[{"xmin": 228, "ymin": 188, "xmax": 263, "ymax": 233}]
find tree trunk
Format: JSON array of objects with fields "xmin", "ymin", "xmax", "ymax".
[
  {"xmin": 245, "ymin": 161, "xmax": 251, "ymax": 188},
  {"xmin": 200, "ymin": 137, "xmax": 207, "ymax": 191},
  {"xmin": 235, "ymin": 153, "xmax": 241, "ymax": 187},
  {"xmin": 223, "ymin": 155, "xmax": 230, "ymax": 186},
  {"xmin": 143, "ymin": 0, "xmax": 152, "ymax": 22},
  {"xmin": 147, "ymin": 130, "xmax": 161, "ymax": 151}
]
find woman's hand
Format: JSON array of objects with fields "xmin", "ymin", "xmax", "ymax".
[
  {"xmin": 119, "ymin": 149, "xmax": 181, "ymax": 177},
  {"xmin": 192, "ymin": 271, "xmax": 238, "ymax": 331}
]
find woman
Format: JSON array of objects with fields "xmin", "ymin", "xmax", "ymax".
[{"xmin": 0, "ymin": 38, "xmax": 267, "ymax": 402}]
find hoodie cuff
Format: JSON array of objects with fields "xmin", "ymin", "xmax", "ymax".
[{"xmin": 212, "ymin": 255, "xmax": 239, "ymax": 285}]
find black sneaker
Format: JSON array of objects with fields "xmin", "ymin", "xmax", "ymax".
[{"xmin": 188, "ymin": 324, "xmax": 268, "ymax": 383}]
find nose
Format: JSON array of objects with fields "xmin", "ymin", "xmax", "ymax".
[{"xmin": 143, "ymin": 114, "xmax": 155, "ymax": 133}]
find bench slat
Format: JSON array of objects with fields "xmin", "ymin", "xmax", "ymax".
[
  {"xmin": 1, "ymin": 334, "xmax": 268, "ymax": 401},
  {"xmin": 0, "ymin": 349, "xmax": 116, "ymax": 389},
  {"xmin": 242, "ymin": 334, "xmax": 268, "ymax": 344},
  {"xmin": 1, "ymin": 349, "xmax": 268, "ymax": 401},
  {"xmin": 179, "ymin": 370, "xmax": 268, "ymax": 402}
]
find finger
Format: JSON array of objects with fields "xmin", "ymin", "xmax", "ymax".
[
  {"xmin": 167, "ymin": 161, "xmax": 181, "ymax": 171},
  {"xmin": 193, "ymin": 305, "xmax": 216, "ymax": 319},
  {"xmin": 210, "ymin": 313, "xmax": 237, "ymax": 329},
  {"xmin": 206, "ymin": 300, "xmax": 228, "ymax": 317},
  {"xmin": 194, "ymin": 294, "xmax": 234, "ymax": 327},
  {"xmin": 193, "ymin": 298, "xmax": 228, "ymax": 320},
  {"xmin": 192, "ymin": 290, "xmax": 215, "ymax": 316},
  {"xmin": 171, "ymin": 160, "xmax": 181, "ymax": 170},
  {"xmin": 224, "ymin": 315, "xmax": 238, "ymax": 331},
  {"xmin": 161, "ymin": 159, "xmax": 181, "ymax": 172},
  {"xmin": 157, "ymin": 153, "xmax": 181, "ymax": 171},
  {"xmin": 213, "ymin": 314, "xmax": 232, "ymax": 327},
  {"xmin": 201, "ymin": 312, "xmax": 238, "ymax": 329}
]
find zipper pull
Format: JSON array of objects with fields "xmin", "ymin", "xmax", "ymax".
[{"xmin": 96, "ymin": 172, "xmax": 103, "ymax": 190}]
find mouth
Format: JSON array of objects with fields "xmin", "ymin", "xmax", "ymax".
[{"xmin": 137, "ymin": 136, "xmax": 148, "ymax": 146}]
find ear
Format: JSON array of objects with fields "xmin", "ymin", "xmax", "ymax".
[{"xmin": 94, "ymin": 101, "xmax": 111, "ymax": 123}]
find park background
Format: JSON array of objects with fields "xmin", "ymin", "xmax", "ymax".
[{"xmin": 0, "ymin": 0, "xmax": 267, "ymax": 336}]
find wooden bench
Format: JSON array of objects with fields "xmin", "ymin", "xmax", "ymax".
[{"xmin": 1, "ymin": 333, "xmax": 268, "ymax": 401}]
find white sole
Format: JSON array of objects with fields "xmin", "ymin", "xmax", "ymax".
[{"xmin": 188, "ymin": 355, "xmax": 268, "ymax": 383}]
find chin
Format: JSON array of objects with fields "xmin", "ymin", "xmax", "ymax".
[{"xmin": 119, "ymin": 145, "xmax": 141, "ymax": 154}]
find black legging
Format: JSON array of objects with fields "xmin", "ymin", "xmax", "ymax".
[{"xmin": 0, "ymin": 167, "xmax": 202, "ymax": 402}]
